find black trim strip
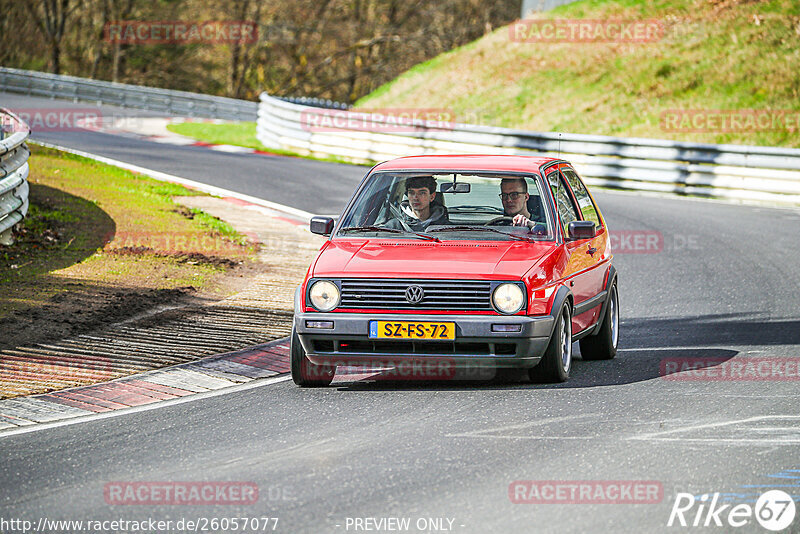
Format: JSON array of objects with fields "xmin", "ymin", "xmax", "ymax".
[
  {"xmin": 574, "ymin": 290, "xmax": 607, "ymax": 316},
  {"xmin": 572, "ymin": 323, "xmax": 598, "ymax": 341}
]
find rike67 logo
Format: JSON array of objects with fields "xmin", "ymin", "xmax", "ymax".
[{"xmin": 668, "ymin": 490, "xmax": 796, "ymax": 531}]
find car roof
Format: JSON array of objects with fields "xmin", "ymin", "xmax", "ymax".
[{"xmin": 372, "ymin": 154, "xmax": 562, "ymax": 173}]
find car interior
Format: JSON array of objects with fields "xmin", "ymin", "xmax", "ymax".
[{"xmin": 339, "ymin": 172, "xmax": 552, "ymax": 237}]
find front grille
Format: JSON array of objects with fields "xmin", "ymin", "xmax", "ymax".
[{"xmin": 339, "ymin": 279, "xmax": 493, "ymax": 311}]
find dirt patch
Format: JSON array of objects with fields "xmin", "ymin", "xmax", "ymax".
[
  {"xmin": 0, "ymin": 283, "xmax": 195, "ymax": 351},
  {"xmin": 0, "ymin": 252, "xmax": 276, "ymax": 353},
  {"xmin": 108, "ymin": 247, "xmax": 241, "ymax": 269},
  {"xmin": 0, "ymin": 147, "xmax": 260, "ymax": 355}
]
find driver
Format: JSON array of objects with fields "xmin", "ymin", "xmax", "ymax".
[
  {"xmin": 386, "ymin": 176, "xmax": 448, "ymax": 231},
  {"xmin": 499, "ymin": 177, "xmax": 537, "ymax": 230}
]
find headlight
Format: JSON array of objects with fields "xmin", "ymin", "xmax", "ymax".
[
  {"xmin": 308, "ymin": 280, "xmax": 340, "ymax": 312},
  {"xmin": 492, "ymin": 283, "xmax": 525, "ymax": 314}
]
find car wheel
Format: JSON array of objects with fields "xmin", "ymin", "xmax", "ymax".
[
  {"xmin": 529, "ymin": 304, "xmax": 572, "ymax": 383},
  {"xmin": 290, "ymin": 327, "xmax": 335, "ymax": 387},
  {"xmin": 579, "ymin": 284, "xmax": 619, "ymax": 361}
]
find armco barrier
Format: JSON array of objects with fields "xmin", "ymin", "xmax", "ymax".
[
  {"xmin": 257, "ymin": 93, "xmax": 800, "ymax": 206},
  {"xmin": 0, "ymin": 67, "xmax": 257, "ymax": 121},
  {"xmin": 0, "ymin": 67, "xmax": 350, "ymax": 121},
  {"xmin": 0, "ymin": 108, "xmax": 30, "ymax": 245}
]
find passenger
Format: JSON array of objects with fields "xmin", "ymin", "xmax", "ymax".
[
  {"xmin": 499, "ymin": 177, "xmax": 537, "ymax": 229},
  {"xmin": 386, "ymin": 176, "xmax": 449, "ymax": 232}
]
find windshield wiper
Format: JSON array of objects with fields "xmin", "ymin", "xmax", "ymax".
[
  {"xmin": 429, "ymin": 225, "xmax": 536, "ymax": 242},
  {"xmin": 339, "ymin": 226, "xmax": 440, "ymax": 242}
]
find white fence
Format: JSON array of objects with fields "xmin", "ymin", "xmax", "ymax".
[
  {"xmin": 0, "ymin": 109, "xmax": 30, "ymax": 245},
  {"xmin": 257, "ymin": 93, "xmax": 800, "ymax": 206}
]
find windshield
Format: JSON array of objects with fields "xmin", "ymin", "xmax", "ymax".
[{"xmin": 337, "ymin": 171, "xmax": 555, "ymax": 241}]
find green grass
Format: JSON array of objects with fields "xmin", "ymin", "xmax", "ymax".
[
  {"xmin": 168, "ymin": 121, "xmax": 266, "ymax": 150},
  {"xmin": 166, "ymin": 121, "xmax": 367, "ymax": 165},
  {"xmin": 189, "ymin": 208, "xmax": 249, "ymax": 246},
  {"xmin": 0, "ymin": 145, "xmax": 256, "ymax": 315},
  {"xmin": 355, "ymin": 0, "xmax": 800, "ymax": 147}
]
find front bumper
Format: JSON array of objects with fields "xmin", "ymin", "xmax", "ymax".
[{"xmin": 295, "ymin": 312, "xmax": 555, "ymax": 369}]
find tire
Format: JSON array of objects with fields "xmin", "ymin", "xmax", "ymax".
[
  {"xmin": 579, "ymin": 284, "xmax": 619, "ymax": 361},
  {"xmin": 290, "ymin": 327, "xmax": 335, "ymax": 387},
  {"xmin": 529, "ymin": 304, "xmax": 572, "ymax": 383}
]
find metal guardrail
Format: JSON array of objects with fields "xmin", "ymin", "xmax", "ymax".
[
  {"xmin": 257, "ymin": 93, "xmax": 800, "ymax": 205},
  {"xmin": 0, "ymin": 67, "xmax": 258, "ymax": 121},
  {"xmin": 0, "ymin": 108, "xmax": 31, "ymax": 245},
  {"xmin": 276, "ymin": 96, "xmax": 350, "ymax": 110}
]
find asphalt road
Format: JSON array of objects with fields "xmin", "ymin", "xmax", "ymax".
[{"xmin": 1, "ymin": 93, "xmax": 799, "ymax": 533}]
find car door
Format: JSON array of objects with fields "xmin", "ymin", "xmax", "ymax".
[
  {"xmin": 561, "ymin": 166, "xmax": 610, "ymax": 331},
  {"xmin": 546, "ymin": 167, "xmax": 603, "ymax": 334}
]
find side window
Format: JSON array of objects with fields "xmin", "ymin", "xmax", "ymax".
[
  {"xmin": 563, "ymin": 168, "xmax": 601, "ymax": 228},
  {"xmin": 547, "ymin": 171, "xmax": 580, "ymax": 236}
]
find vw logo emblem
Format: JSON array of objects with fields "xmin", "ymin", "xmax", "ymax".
[{"xmin": 405, "ymin": 285, "xmax": 424, "ymax": 304}]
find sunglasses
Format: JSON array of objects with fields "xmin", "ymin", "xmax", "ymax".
[{"xmin": 499, "ymin": 192, "xmax": 525, "ymax": 200}]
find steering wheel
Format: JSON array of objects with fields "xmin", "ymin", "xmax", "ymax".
[{"xmin": 484, "ymin": 216, "xmax": 514, "ymax": 226}]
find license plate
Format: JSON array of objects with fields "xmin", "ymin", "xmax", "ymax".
[{"xmin": 369, "ymin": 321, "xmax": 455, "ymax": 340}]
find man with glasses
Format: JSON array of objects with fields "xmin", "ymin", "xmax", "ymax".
[{"xmin": 499, "ymin": 177, "xmax": 537, "ymax": 229}]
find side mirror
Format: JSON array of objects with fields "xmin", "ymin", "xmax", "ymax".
[
  {"xmin": 310, "ymin": 216, "xmax": 335, "ymax": 236},
  {"xmin": 440, "ymin": 182, "xmax": 470, "ymax": 193},
  {"xmin": 567, "ymin": 221, "xmax": 595, "ymax": 240}
]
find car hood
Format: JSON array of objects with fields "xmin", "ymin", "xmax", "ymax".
[{"xmin": 312, "ymin": 239, "xmax": 556, "ymax": 279}]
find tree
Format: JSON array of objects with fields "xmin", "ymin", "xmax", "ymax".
[
  {"xmin": 104, "ymin": 0, "xmax": 139, "ymax": 82},
  {"xmin": 227, "ymin": 0, "xmax": 265, "ymax": 98},
  {"xmin": 24, "ymin": 0, "xmax": 85, "ymax": 74}
]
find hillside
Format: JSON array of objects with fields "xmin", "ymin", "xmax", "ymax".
[{"xmin": 355, "ymin": 0, "xmax": 800, "ymax": 147}]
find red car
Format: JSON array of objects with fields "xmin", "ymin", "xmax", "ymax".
[{"xmin": 291, "ymin": 155, "xmax": 618, "ymax": 386}]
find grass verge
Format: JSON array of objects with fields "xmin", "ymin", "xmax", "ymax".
[
  {"xmin": 167, "ymin": 121, "xmax": 267, "ymax": 150},
  {"xmin": 0, "ymin": 145, "xmax": 257, "ymax": 348},
  {"xmin": 166, "ymin": 120, "xmax": 368, "ymax": 166},
  {"xmin": 355, "ymin": 0, "xmax": 800, "ymax": 148}
]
